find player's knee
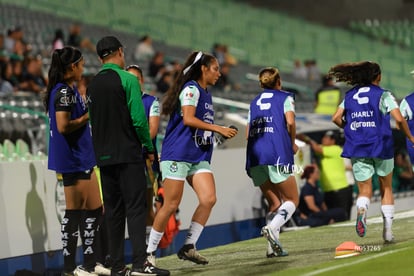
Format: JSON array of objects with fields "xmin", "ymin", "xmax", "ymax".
[{"xmin": 200, "ymin": 194, "xmax": 216, "ymax": 208}]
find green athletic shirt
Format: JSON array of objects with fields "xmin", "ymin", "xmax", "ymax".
[{"xmin": 87, "ymin": 63, "xmax": 153, "ymax": 166}]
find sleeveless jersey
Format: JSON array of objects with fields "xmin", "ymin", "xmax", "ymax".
[
  {"xmin": 161, "ymin": 80, "xmax": 214, "ymax": 163},
  {"xmin": 48, "ymin": 83, "xmax": 96, "ymax": 173},
  {"xmin": 246, "ymin": 89, "xmax": 294, "ymax": 171},
  {"xmin": 342, "ymin": 84, "xmax": 393, "ymax": 159},
  {"xmin": 402, "ymin": 93, "xmax": 414, "ymax": 163}
]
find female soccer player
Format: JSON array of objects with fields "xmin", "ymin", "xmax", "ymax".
[
  {"xmin": 45, "ymin": 46, "xmax": 104, "ymax": 275},
  {"xmin": 331, "ymin": 61, "xmax": 414, "ymax": 242},
  {"xmin": 246, "ymin": 67, "xmax": 299, "ymax": 257},
  {"xmin": 146, "ymin": 51, "xmax": 238, "ymax": 265}
]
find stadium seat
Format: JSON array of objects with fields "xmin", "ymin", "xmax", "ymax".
[
  {"xmin": 2, "ymin": 139, "xmax": 17, "ymax": 161},
  {"xmin": 386, "ymin": 73, "xmax": 413, "ymax": 98},
  {"xmin": 15, "ymin": 139, "xmax": 31, "ymax": 160},
  {"xmin": 0, "ymin": 143, "xmax": 4, "ymax": 161}
]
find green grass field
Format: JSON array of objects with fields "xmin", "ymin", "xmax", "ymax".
[{"xmin": 153, "ymin": 210, "xmax": 414, "ymax": 275}]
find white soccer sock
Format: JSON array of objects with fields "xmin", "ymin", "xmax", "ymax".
[
  {"xmin": 146, "ymin": 228, "xmax": 164, "ymax": 253},
  {"xmin": 146, "ymin": 226, "xmax": 152, "ymax": 245},
  {"xmin": 266, "ymin": 211, "xmax": 276, "ymax": 224},
  {"xmin": 381, "ymin": 205, "xmax": 394, "ymax": 230},
  {"xmin": 356, "ymin": 196, "xmax": 370, "ymax": 212},
  {"xmin": 269, "ymin": 201, "xmax": 296, "ymax": 238},
  {"xmin": 184, "ymin": 221, "xmax": 204, "ymax": 245},
  {"xmin": 266, "ymin": 212, "xmax": 277, "ymax": 248}
]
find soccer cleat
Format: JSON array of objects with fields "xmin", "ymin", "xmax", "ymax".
[
  {"xmin": 266, "ymin": 242, "xmax": 274, "ymax": 258},
  {"xmin": 356, "ymin": 208, "xmax": 367, "ymax": 237},
  {"xmin": 266, "ymin": 251, "xmax": 289, "ymax": 258},
  {"xmin": 73, "ymin": 265, "xmax": 98, "ymax": 276},
  {"xmin": 94, "ymin": 262, "xmax": 111, "ymax": 275},
  {"xmin": 130, "ymin": 261, "xmax": 170, "ymax": 276},
  {"xmin": 177, "ymin": 244, "xmax": 209, "ymax": 265},
  {"xmin": 266, "ymin": 242, "xmax": 288, "ymax": 258},
  {"xmin": 110, "ymin": 267, "xmax": 130, "ymax": 276},
  {"xmin": 147, "ymin": 251, "xmax": 156, "ymax": 266},
  {"xmin": 261, "ymin": 225, "xmax": 285, "ymax": 256}
]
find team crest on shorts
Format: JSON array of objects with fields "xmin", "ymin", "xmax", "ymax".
[{"xmin": 170, "ymin": 161, "xmax": 178, "ymax": 173}]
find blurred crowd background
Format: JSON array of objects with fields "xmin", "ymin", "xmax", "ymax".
[{"xmin": 1, "ymin": 0, "xmax": 414, "ymax": 165}]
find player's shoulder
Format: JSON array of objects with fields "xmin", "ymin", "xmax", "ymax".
[
  {"xmin": 181, "ymin": 84, "xmax": 200, "ymax": 98},
  {"xmin": 184, "ymin": 83, "xmax": 200, "ymax": 92},
  {"xmin": 56, "ymin": 84, "xmax": 73, "ymax": 95}
]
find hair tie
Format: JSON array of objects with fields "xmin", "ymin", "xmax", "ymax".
[{"xmin": 183, "ymin": 51, "xmax": 203, "ymax": 75}]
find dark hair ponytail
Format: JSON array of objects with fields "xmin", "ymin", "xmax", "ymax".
[
  {"xmin": 44, "ymin": 46, "xmax": 82, "ymax": 112},
  {"xmin": 162, "ymin": 51, "xmax": 216, "ymax": 116}
]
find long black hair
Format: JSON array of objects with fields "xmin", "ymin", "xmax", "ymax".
[
  {"xmin": 328, "ymin": 61, "xmax": 381, "ymax": 86},
  {"xmin": 44, "ymin": 46, "xmax": 82, "ymax": 112},
  {"xmin": 162, "ymin": 51, "xmax": 217, "ymax": 116}
]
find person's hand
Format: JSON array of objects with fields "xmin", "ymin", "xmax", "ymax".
[
  {"xmin": 146, "ymin": 153, "xmax": 155, "ymax": 162},
  {"xmin": 217, "ymin": 125, "xmax": 238, "ymax": 139},
  {"xmin": 81, "ymin": 112, "xmax": 89, "ymax": 122},
  {"xmin": 296, "ymin": 133, "xmax": 311, "ymax": 144}
]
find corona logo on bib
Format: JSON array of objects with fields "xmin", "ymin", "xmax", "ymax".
[{"xmin": 350, "ymin": 120, "xmax": 377, "ymax": 130}]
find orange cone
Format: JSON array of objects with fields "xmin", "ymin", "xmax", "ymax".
[{"xmin": 334, "ymin": 241, "xmax": 362, "ymax": 259}]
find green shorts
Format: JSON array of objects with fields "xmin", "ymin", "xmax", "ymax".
[
  {"xmin": 248, "ymin": 165, "xmax": 292, "ymax": 187},
  {"xmin": 160, "ymin": 160, "xmax": 212, "ymax": 181},
  {"xmin": 351, "ymin": 158, "xmax": 394, "ymax": 182}
]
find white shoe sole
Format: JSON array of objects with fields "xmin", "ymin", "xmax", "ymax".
[{"xmin": 261, "ymin": 226, "xmax": 284, "ymax": 256}]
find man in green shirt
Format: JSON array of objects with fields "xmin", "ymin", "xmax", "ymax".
[{"xmin": 88, "ymin": 36, "xmax": 169, "ymax": 276}]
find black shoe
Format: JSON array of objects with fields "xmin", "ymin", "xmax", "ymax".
[
  {"xmin": 130, "ymin": 261, "xmax": 170, "ymax": 276},
  {"xmin": 111, "ymin": 267, "xmax": 130, "ymax": 276},
  {"xmin": 177, "ymin": 244, "xmax": 209, "ymax": 265},
  {"xmin": 104, "ymin": 254, "xmax": 113, "ymax": 268}
]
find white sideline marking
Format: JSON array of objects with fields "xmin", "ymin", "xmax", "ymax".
[
  {"xmin": 303, "ymin": 247, "xmax": 410, "ymax": 276},
  {"xmin": 330, "ymin": 209, "xmax": 414, "ymax": 227}
]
